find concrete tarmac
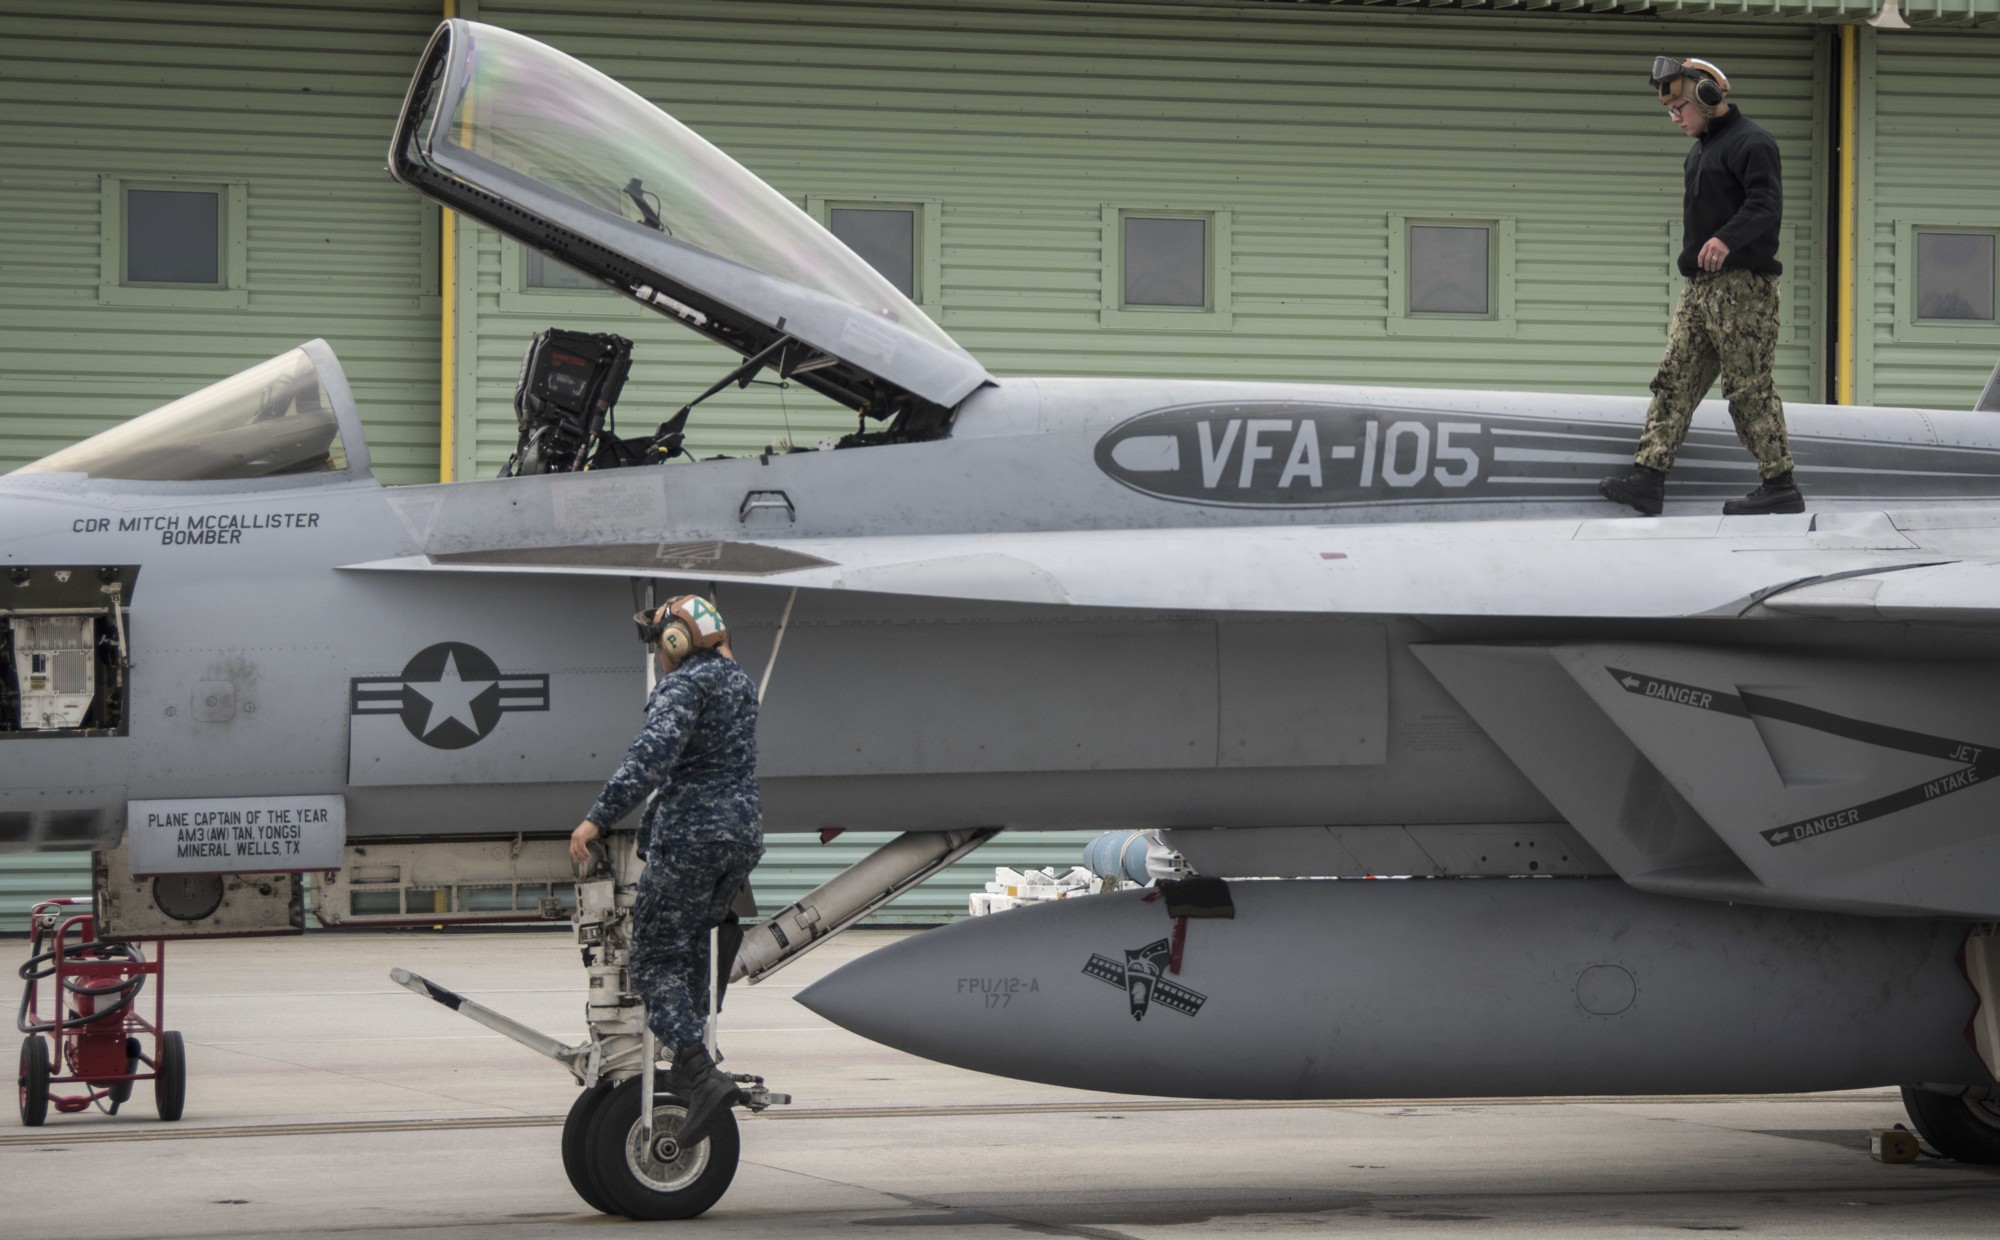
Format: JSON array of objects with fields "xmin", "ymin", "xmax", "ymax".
[{"xmin": 5, "ymin": 927, "xmax": 1998, "ymax": 1238}]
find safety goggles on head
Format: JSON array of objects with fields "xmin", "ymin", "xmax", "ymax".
[
  {"xmin": 1650, "ymin": 56, "xmax": 1728, "ymax": 106},
  {"xmin": 633, "ymin": 608, "xmax": 670, "ymax": 644},
  {"xmin": 1648, "ymin": 55, "xmax": 1688, "ymax": 93}
]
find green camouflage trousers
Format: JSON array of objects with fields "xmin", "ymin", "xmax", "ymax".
[{"xmin": 1634, "ymin": 269, "xmax": 1794, "ymax": 480}]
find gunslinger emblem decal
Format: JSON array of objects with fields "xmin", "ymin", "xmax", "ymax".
[
  {"xmin": 1609, "ymin": 667, "xmax": 1994, "ymax": 847},
  {"xmin": 1084, "ymin": 939, "xmax": 1207, "ymax": 1020}
]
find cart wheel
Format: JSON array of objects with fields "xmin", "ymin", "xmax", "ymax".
[
  {"xmin": 107, "ymin": 1037, "xmax": 143, "ymax": 1110},
  {"xmin": 560, "ymin": 1081, "xmax": 615, "ymax": 1213},
  {"xmin": 582, "ymin": 1075, "xmax": 739, "ymax": 1220},
  {"xmin": 18, "ymin": 1036, "xmax": 51, "ymax": 1128},
  {"xmin": 154, "ymin": 1031, "xmax": 186, "ymax": 1122}
]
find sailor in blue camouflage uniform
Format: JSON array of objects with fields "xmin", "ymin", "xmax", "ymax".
[{"xmin": 569, "ymin": 594, "xmax": 763, "ymax": 1148}]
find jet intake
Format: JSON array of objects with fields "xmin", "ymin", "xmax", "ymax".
[{"xmin": 797, "ymin": 878, "xmax": 1990, "ymax": 1099}]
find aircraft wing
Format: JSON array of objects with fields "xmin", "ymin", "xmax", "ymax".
[
  {"xmin": 1757, "ymin": 557, "xmax": 2000, "ymax": 623},
  {"xmin": 344, "ymin": 508, "xmax": 1994, "ymax": 621}
]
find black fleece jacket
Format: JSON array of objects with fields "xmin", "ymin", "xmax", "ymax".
[{"xmin": 1679, "ymin": 107, "xmax": 1783, "ymax": 278}]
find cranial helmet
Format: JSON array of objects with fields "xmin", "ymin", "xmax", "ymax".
[
  {"xmin": 1650, "ymin": 56, "xmax": 1730, "ymax": 114},
  {"xmin": 634, "ymin": 594, "xmax": 728, "ymax": 664}
]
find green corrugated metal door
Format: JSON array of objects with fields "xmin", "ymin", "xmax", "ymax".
[
  {"xmin": 0, "ymin": 854, "xmax": 93, "ymax": 935},
  {"xmin": 753, "ymin": 829, "xmax": 1103, "ymax": 924},
  {"xmin": 0, "ymin": 0, "xmax": 442, "ymax": 481},
  {"xmin": 0, "ymin": 0, "xmax": 444, "ymax": 927},
  {"xmin": 0, "ymin": 835, "xmax": 1100, "ymax": 933},
  {"xmin": 1859, "ymin": 27, "xmax": 2000, "ymax": 410},
  {"xmin": 459, "ymin": 0, "xmax": 1823, "ymax": 471}
]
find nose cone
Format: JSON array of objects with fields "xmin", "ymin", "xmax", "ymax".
[{"xmin": 797, "ymin": 889, "xmax": 1269, "ymax": 1097}]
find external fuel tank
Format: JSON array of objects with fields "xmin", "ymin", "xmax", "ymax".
[{"xmin": 797, "ymin": 878, "xmax": 1987, "ymax": 1099}]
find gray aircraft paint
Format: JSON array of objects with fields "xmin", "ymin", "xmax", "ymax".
[
  {"xmin": 351, "ymin": 378, "xmax": 2000, "ymax": 561},
  {"xmin": 1094, "ymin": 401, "xmax": 2000, "ymax": 508},
  {"xmin": 9, "ymin": 20, "xmax": 2000, "ymax": 1112},
  {"xmin": 796, "ymin": 879, "xmax": 1990, "ymax": 1100}
]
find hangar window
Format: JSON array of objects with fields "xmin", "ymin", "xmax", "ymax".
[
  {"xmin": 525, "ymin": 251, "xmax": 603, "ymax": 291},
  {"xmin": 1125, "ymin": 216, "xmax": 1206, "ymax": 308},
  {"xmin": 831, "ymin": 208, "xmax": 917, "ymax": 299},
  {"xmin": 127, "ymin": 189, "xmax": 220, "ymax": 285},
  {"xmin": 1916, "ymin": 231, "xmax": 1995, "ymax": 322},
  {"xmin": 501, "ymin": 243, "xmax": 640, "ymax": 315},
  {"xmin": 99, "ymin": 176, "xmax": 248, "ymax": 308},
  {"xmin": 1894, "ymin": 221, "xmax": 2000, "ymax": 342},
  {"xmin": 1409, "ymin": 226, "xmax": 1489, "ymax": 315},
  {"xmin": 1387, "ymin": 215, "xmax": 1517, "ymax": 338},
  {"xmin": 809, "ymin": 198, "xmax": 940, "ymax": 310},
  {"xmin": 1099, "ymin": 207, "xmax": 1233, "ymax": 331}
]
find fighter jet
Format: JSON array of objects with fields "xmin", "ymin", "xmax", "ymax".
[{"xmin": 8, "ymin": 18, "xmax": 2000, "ymax": 1218}]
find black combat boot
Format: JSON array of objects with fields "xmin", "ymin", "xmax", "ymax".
[
  {"xmin": 1597, "ymin": 464, "xmax": 1667, "ymax": 516},
  {"xmin": 669, "ymin": 1042, "xmax": 747, "ymax": 1150},
  {"xmin": 1722, "ymin": 469, "xmax": 1804, "ymax": 515}
]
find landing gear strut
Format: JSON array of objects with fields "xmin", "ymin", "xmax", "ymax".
[{"xmin": 390, "ymin": 832, "xmax": 784, "ymax": 1219}]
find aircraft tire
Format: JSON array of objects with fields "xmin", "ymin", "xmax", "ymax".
[
  {"xmin": 1900, "ymin": 1086, "xmax": 2000, "ymax": 1164},
  {"xmin": 583, "ymin": 1074, "xmax": 739, "ymax": 1220},
  {"xmin": 561, "ymin": 1080, "xmax": 616, "ymax": 1213},
  {"xmin": 108, "ymin": 1036, "xmax": 143, "ymax": 1109},
  {"xmin": 19, "ymin": 1035, "xmax": 50, "ymax": 1127},
  {"xmin": 154, "ymin": 1030, "xmax": 186, "ymax": 1122}
]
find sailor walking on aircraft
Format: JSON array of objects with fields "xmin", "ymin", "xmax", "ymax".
[
  {"xmin": 1601, "ymin": 56, "xmax": 1802, "ymax": 517},
  {"xmin": 569, "ymin": 594, "xmax": 764, "ymax": 1149}
]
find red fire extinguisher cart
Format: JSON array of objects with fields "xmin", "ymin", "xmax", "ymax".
[{"xmin": 16, "ymin": 897, "xmax": 185, "ymax": 1125}]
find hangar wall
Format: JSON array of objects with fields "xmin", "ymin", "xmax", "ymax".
[
  {"xmin": 454, "ymin": 0, "xmax": 1830, "ymax": 477},
  {"xmin": 1859, "ymin": 29, "xmax": 2000, "ymax": 409},
  {"xmin": 0, "ymin": 0, "xmax": 443, "ymax": 481},
  {"xmin": 3, "ymin": 2, "xmax": 1997, "ymax": 928}
]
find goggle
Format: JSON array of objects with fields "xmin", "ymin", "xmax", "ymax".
[
  {"xmin": 1649, "ymin": 56, "xmax": 1685, "ymax": 90},
  {"xmin": 633, "ymin": 608, "xmax": 669, "ymax": 644}
]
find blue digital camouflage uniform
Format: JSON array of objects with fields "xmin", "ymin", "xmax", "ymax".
[{"xmin": 586, "ymin": 648, "xmax": 763, "ymax": 1050}]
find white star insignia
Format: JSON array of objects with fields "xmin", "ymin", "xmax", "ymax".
[{"xmin": 407, "ymin": 651, "xmax": 497, "ymax": 738}]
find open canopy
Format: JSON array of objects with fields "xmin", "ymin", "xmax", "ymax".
[
  {"xmin": 389, "ymin": 20, "xmax": 990, "ymax": 430},
  {"xmin": 12, "ymin": 340, "xmax": 369, "ymax": 484}
]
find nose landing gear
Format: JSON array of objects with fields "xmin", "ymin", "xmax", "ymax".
[
  {"xmin": 389, "ymin": 834, "xmax": 785, "ymax": 1219},
  {"xmin": 574, "ymin": 1074, "xmax": 741, "ymax": 1220}
]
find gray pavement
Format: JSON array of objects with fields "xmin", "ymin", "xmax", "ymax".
[{"xmin": 6, "ymin": 926, "xmax": 1998, "ymax": 1237}]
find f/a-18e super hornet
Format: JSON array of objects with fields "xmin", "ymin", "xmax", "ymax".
[{"xmin": 9, "ymin": 18, "xmax": 2000, "ymax": 1218}]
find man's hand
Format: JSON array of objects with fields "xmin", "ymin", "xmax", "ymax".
[
  {"xmin": 569, "ymin": 820, "xmax": 602, "ymax": 868},
  {"xmin": 1698, "ymin": 237, "xmax": 1731, "ymax": 272}
]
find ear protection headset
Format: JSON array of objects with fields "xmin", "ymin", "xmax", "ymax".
[
  {"xmin": 1652, "ymin": 56, "xmax": 1730, "ymax": 111},
  {"xmin": 633, "ymin": 595, "xmax": 728, "ymax": 666},
  {"xmin": 1686, "ymin": 58, "xmax": 1728, "ymax": 108},
  {"xmin": 658, "ymin": 614, "xmax": 696, "ymax": 663}
]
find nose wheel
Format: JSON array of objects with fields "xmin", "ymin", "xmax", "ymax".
[
  {"xmin": 392, "ymin": 851, "xmax": 783, "ymax": 1220},
  {"xmin": 570, "ymin": 1074, "xmax": 740, "ymax": 1220},
  {"xmin": 559, "ymin": 1080, "xmax": 616, "ymax": 1214}
]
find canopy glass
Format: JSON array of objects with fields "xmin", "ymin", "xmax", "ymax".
[
  {"xmin": 14, "ymin": 347, "xmax": 353, "ymax": 482},
  {"xmin": 428, "ymin": 23, "xmax": 958, "ymax": 352}
]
